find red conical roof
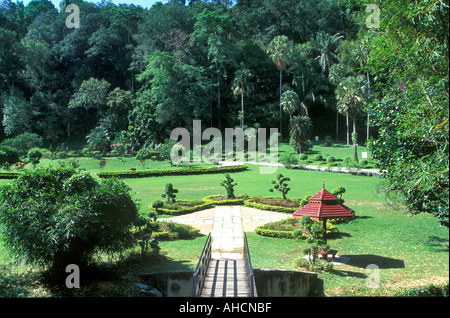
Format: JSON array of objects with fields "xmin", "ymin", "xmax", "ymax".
[{"xmin": 293, "ymin": 186, "xmax": 355, "ymax": 220}]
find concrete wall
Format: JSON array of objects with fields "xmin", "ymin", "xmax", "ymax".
[
  {"xmin": 140, "ymin": 270, "xmax": 194, "ymax": 297},
  {"xmin": 254, "ymin": 269, "xmax": 319, "ymax": 297},
  {"xmin": 140, "ymin": 269, "xmax": 320, "ymax": 297}
]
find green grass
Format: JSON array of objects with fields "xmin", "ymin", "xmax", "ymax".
[{"xmin": 0, "ymin": 148, "xmax": 448, "ymax": 297}]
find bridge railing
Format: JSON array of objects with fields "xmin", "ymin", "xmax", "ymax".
[
  {"xmin": 244, "ymin": 232, "xmax": 257, "ymax": 297},
  {"xmin": 192, "ymin": 233, "xmax": 212, "ymax": 297}
]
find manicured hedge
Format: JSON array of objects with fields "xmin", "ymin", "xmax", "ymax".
[
  {"xmin": 97, "ymin": 165, "xmax": 248, "ymax": 178},
  {"xmin": 243, "ymin": 197, "xmax": 299, "ymax": 213},
  {"xmin": 0, "ymin": 172, "xmax": 20, "ymax": 179},
  {"xmin": 149, "ymin": 200, "xmax": 213, "ymax": 216},
  {"xmin": 254, "ymin": 227, "xmax": 295, "ymax": 239},
  {"xmin": 255, "ymin": 218, "xmax": 339, "ymax": 239},
  {"xmin": 202, "ymin": 195, "xmax": 249, "ymax": 206}
]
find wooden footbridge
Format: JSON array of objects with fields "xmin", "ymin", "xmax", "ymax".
[{"xmin": 193, "ymin": 232, "xmax": 257, "ymax": 297}]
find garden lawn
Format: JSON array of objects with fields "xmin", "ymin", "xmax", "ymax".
[
  {"xmin": 124, "ymin": 164, "xmax": 448, "ymax": 296},
  {"xmin": 0, "ymin": 158, "xmax": 448, "ymax": 296}
]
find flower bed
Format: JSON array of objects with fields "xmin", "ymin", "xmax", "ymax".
[
  {"xmin": 202, "ymin": 194, "xmax": 249, "ymax": 206},
  {"xmin": 244, "ymin": 196, "xmax": 300, "ymax": 213}
]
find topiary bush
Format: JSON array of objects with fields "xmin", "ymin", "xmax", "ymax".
[
  {"xmin": 220, "ymin": 173, "xmax": 237, "ymax": 199},
  {"xmin": 27, "ymin": 148, "xmax": 43, "ymax": 168},
  {"xmin": 161, "ymin": 183, "xmax": 178, "ymax": 203},
  {"xmin": 269, "ymin": 174, "xmax": 291, "ymax": 200},
  {"xmin": 314, "ymin": 154, "xmax": 323, "ymax": 162}
]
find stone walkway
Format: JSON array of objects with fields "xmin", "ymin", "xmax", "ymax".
[{"xmin": 165, "ymin": 205, "xmax": 291, "ymax": 257}]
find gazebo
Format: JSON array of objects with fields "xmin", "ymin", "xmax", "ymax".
[{"xmin": 293, "ymin": 184, "xmax": 355, "ymax": 243}]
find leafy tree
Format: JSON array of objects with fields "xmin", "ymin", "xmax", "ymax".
[
  {"xmin": 289, "ymin": 115, "xmax": 313, "ymax": 154},
  {"xmin": 364, "ymin": 0, "xmax": 449, "ymax": 227},
  {"xmin": 0, "ymin": 166, "xmax": 139, "ymax": 273},
  {"xmin": 68, "ymin": 77, "xmax": 111, "ymax": 127},
  {"xmin": 269, "ymin": 173, "xmax": 291, "ymax": 200},
  {"xmin": 192, "ymin": 8, "xmax": 238, "ymax": 129},
  {"xmin": 220, "ymin": 173, "xmax": 237, "ymax": 199},
  {"xmin": 0, "ymin": 132, "xmax": 43, "ymax": 157},
  {"xmin": 136, "ymin": 147, "xmax": 152, "ymax": 171},
  {"xmin": 1, "ymin": 91, "xmax": 33, "ymax": 137}
]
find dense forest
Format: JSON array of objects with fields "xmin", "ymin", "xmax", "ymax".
[
  {"xmin": 0, "ymin": 0, "xmax": 449, "ymax": 226},
  {"xmin": 0, "ymin": 0, "xmax": 365, "ymax": 150}
]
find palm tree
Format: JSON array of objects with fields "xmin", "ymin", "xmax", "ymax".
[
  {"xmin": 313, "ymin": 32, "xmax": 344, "ymax": 76},
  {"xmin": 267, "ymin": 35, "xmax": 293, "ymax": 138},
  {"xmin": 281, "ymin": 90, "xmax": 304, "ymax": 121},
  {"xmin": 335, "ymin": 76, "xmax": 369, "ymax": 145},
  {"xmin": 289, "ymin": 115, "xmax": 313, "ymax": 154},
  {"xmin": 292, "ymin": 72, "xmax": 329, "ymax": 116},
  {"xmin": 232, "ymin": 68, "xmax": 252, "ymax": 132}
]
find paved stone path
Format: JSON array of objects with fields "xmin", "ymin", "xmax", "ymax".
[{"xmin": 166, "ymin": 205, "xmax": 291, "ymax": 258}]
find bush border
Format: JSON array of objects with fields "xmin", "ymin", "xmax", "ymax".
[
  {"xmin": 243, "ymin": 196, "xmax": 299, "ymax": 213},
  {"xmin": 96, "ymin": 165, "xmax": 248, "ymax": 178},
  {"xmin": 149, "ymin": 200, "xmax": 213, "ymax": 216},
  {"xmin": 202, "ymin": 194, "xmax": 249, "ymax": 206}
]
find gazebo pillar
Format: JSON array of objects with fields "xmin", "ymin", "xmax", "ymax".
[{"xmin": 322, "ymin": 218, "xmax": 327, "ymax": 243}]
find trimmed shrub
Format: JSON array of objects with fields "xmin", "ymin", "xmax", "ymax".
[
  {"xmin": 149, "ymin": 200, "xmax": 213, "ymax": 216},
  {"xmin": 314, "ymin": 154, "xmax": 323, "ymax": 162},
  {"xmin": 280, "ymin": 153, "xmax": 298, "ymax": 168},
  {"xmin": 202, "ymin": 195, "xmax": 248, "ymax": 206},
  {"xmin": 96, "ymin": 165, "xmax": 248, "ymax": 178},
  {"xmin": 244, "ymin": 196, "xmax": 299, "ymax": 213},
  {"xmin": 299, "ymin": 154, "xmax": 308, "ymax": 161},
  {"xmin": 327, "ymin": 156, "xmax": 336, "ymax": 163}
]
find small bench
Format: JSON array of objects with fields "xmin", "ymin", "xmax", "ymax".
[{"xmin": 316, "ymin": 249, "xmax": 338, "ymax": 261}]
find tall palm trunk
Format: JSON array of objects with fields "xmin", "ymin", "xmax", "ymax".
[
  {"xmin": 346, "ymin": 113, "xmax": 349, "ymax": 145},
  {"xmin": 217, "ymin": 77, "xmax": 221, "ymax": 131},
  {"xmin": 241, "ymin": 92, "xmax": 244, "ymax": 132},
  {"xmin": 279, "ymin": 69, "xmax": 283, "ymax": 139},
  {"xmin": 336, "ymin": 111, "xmax": 339, "ymax": 142}
]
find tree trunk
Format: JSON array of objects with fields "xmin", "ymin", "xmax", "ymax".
[
  {"xmin": 279, "ymin": 69, "xmax": 283, "ymax": 139},
  {"xmin": 336, "ymin": 111, "xmax": 339, "ymax": 142},
  {"xmin": 217, "ymin": 80, "xmax": 221, "ymax": 131},
  {"xmin": 346, "ymin": 113, "xmax": 349, "ymax": 145},
  {"xmin": 241, "ymin": 92, "xmax": 244, "ymax": 132},
  {"xmin": 366, "ymin": 70, "xmax": 370, "ymax": 141}
]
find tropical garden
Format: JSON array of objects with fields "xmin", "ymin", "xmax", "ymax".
[{"xmin": 0, "ymin": 0, "xmax": 448, "ymax": 298}]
